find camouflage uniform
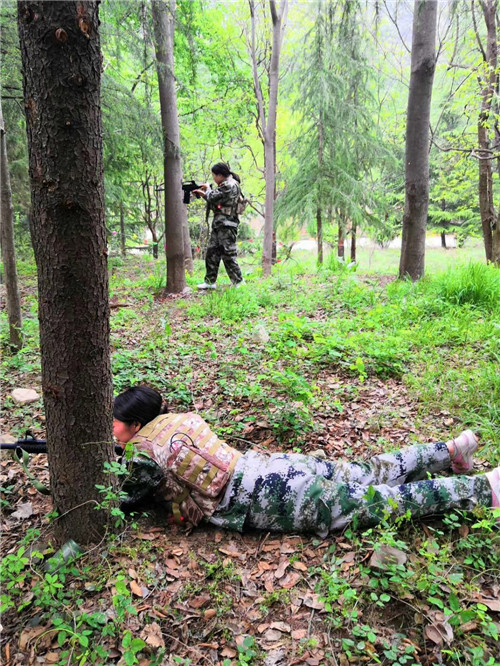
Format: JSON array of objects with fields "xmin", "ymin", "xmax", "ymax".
[
  {"xmin": 128, "ymin": 413, "xmax": 241, "ymax": 527},
  {"xmin": 204, "ymin": 176, "xmax": 243, "ymax": 285},
  {"xmin": 209, "ymin": 442, "xmax": 492, "ymax": 536}
]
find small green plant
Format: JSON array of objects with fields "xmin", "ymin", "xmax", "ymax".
[
  {"xmin": 237, "ymin": 635, "xmax": 259, "ymax": 664},
  {"xmin": 95, "ymin": 459, "xmax": 131, "ymax": 527},
  {"xmin": 121, "ymin": 630, "xmax": 146, "ymax": 666}
]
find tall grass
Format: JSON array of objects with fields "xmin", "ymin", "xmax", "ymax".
[{"xmin": 426, "ymin": 262, "xmax": 500, "ymax": 311}]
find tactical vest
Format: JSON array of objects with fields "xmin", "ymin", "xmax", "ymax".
[
  {"xmin": 210, "ymin": 176, "xmax": 241, "ymax": 226},
  {"xmin": 128, "ymin": 413, "xmax": 242, "ymax": 527}
]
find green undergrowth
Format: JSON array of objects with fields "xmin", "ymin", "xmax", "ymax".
[
  {"xmin": 1, "ymin": 509, "xmax": 498, "ymax": 665},
  {"xmin": 3, "ymin": 258, "xmax": 498, "ymax": 458},
  {"xmin": 2, "ymin": 255, "xmax": 500, "ymax": 664}
]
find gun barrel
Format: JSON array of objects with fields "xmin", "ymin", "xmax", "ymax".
[{"xmin": 0, "ymin": 440, "xmax": 124, "ymax": 455}]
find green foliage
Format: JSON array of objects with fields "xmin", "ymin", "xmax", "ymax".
[
  {"xmin": 425, "ymin": 262, "xmax": 500, "ymax": 311},
  {"xmin": 187, "ymin": 288, "xmax": 261, "ymax": 323},
  {"xmin": 276, "ymin": 0, "xmax": 394, "ymax": 243},
  {"xmin": 236, "ymin": 635, "xmax": 259, "ymax": 665}
]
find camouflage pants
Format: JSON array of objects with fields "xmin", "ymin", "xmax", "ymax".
[
  {"xmin": 204, "ymin": 225, "xmax": 243, "ymax": 285},
  {"xmin": 209, "ymin": 442, "xmax": 492, "ymax": 536}
]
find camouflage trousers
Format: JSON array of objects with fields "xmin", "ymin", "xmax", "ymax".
[
  {"xmin": 204, "ymin": 225, "xmax": 243, "ymax": 285},
  {"xmin": 209, "ymin": 442, "xmax": 492, "ymax": 536}
]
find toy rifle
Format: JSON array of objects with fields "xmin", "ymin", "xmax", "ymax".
[
  {"xmin": 181, "ymin": 180, "xmax": 203, "ymax": 204},
  {"xmin": 0, "ymin": 435, "xmax": 124, "ymax": 456},
  {"xmin": 0, "ymin": 435, "xmax": 164, "ymax": 507}
]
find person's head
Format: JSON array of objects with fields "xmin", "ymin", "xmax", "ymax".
[
  {"xmin": 211, "ymin": 162, "xmax": 240, "ymax": 186},
  {"xmin": 113, "ymin": 386, "xmax": 163, "ymax": 443}
]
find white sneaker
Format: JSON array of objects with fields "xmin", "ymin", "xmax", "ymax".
[
  {"xmin": 448, "ymin": 430, "xmax": 478, "ymax": 474},
  {"xmin": 197, "ymin": 282, "xmax": 216, "ymax": 290},
  {"xmin": 485, "ymin": 467, "xmax": 500, "ymax": 510},
  {"xmin": 232, "ymin": 280, "xmax": 245, "ymax": 288}
]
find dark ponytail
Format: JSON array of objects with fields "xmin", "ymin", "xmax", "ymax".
[
  {"xmin": 113, "ymin": 386, "xmax": 166, "ymax": 427},
  {"xmin": 211, "ymin": 162, "xmax": 241, "ymax": 184}
]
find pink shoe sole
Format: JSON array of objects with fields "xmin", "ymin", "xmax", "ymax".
[
  {"xmin": 450, "ymin": 430, "xmax": 478, "ymax": 474},
  {"xmin": 485, "ymin": 468, "xmax": 500, "ymax": 509}
]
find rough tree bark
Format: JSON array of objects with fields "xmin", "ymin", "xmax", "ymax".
[
  {"xmin": 475, "ymin": 0, "xmax": 499, "ymax": 264},
  {"xmin": 0, "ymin": 99, "xmax": 23, "ymax": 351},
  {"xmin": 398, "ymin": 0, "xmax": 437, "ymax": 280},
  {"xmin": 119, "ymin": 201, "xmax": 126, "ymax": 257},
  {"xmin": 248, "ymin": 0, "xmax": 288, "ymax": 277},
  {"xmin": 151, "ymin": 0, "xmax": 188, "ymax": 293},
  {"xmin": 337, "ymin": 213, "xmax": 346, "ymax": 259},
  {"xmin": 350, "ymin": 222, "xmax": 357, "ymax": 264},
  {"xmin": 18, "ymin": 1, "xmax": 115, "ymax": 544},
  {"xmin": 316, "ymin": 108, "xmax": 324, "ymax": 266},
  {"xmin": 316, "ymin": 207, "xmax": 323, "ymax": 265}
]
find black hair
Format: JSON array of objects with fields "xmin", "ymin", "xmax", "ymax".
[
  {"xmin": 113, "ymin": 386, "xmax": 164, "ymax": 427},
  {"xmin": 211, "ymin": 162, "xmax": 240, "ymax": 183}
]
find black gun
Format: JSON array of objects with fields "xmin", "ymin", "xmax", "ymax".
[
  {"xmin": 0, "ymin": 436, "xmax": 124, "ymax": 456},
  {"xmin": 1, "ymin": 435, "xmax": 164, "ymax": 508},
  {"xmin": 181, "ymin": 180, "xmax": 202, "ymax": 204}
]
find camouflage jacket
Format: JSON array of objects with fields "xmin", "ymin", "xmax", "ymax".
[
  {"xmin": 128, "ymin": 413, "xmax": 241, "ymax": 527},
  {"xmin": 205, "ymin": 176, "xmax": 241, "ymax": 228}
]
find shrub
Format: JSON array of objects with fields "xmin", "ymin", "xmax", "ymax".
[{"xmin": 426, "ymin": 262, "xmax": 500, "ymax": 312}]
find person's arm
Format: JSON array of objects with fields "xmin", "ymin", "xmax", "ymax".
[
  {"xmin": 192, "ymin": 183, "xmax": 210, "ymax": 199},
  {"xmin": 197, "ymin": 180, "xmax": 233, "ymax": 205}
]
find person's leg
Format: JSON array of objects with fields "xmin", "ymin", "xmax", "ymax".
[
  {"xmin": 214, "ymin": 452, "xmax": 496, "ymax": 537},
  {"xmin": 220, "ymin": 227, "xmax": 243, "ymax": 284},
  {"xmin": 330, "ymin": 431, "xmax": 478, "ymax": 488},
  {"xmin": 330, "ymin": 441, "xmax": 451, "ymax": 488},
  {"xmin": 326, "ymin": 472, "xmax": 494, "ymax": 532},
  {"xmin": 203, "ymin": 229, "xmax": 222, "ymax": 285}
]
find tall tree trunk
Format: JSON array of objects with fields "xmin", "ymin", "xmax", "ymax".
[
  {"xmin": 350, "ymin": 222, "xmax": 357, "ymax": 264},
  {"xmin": 0, "ymin": 100, "xmax": 23, "ymax": 351},
  {"xmin": 184, "ymin": 224, "xmax": 193, "ymax": 274},
  {"xmin": 317, "ymin": 106, "xmax": 324, "ymax": 267},
  {"xmin": 337, "ymin": 214, "xmax": 345, "ymax": 259},
  {"xmin": 18, "ymin": 0, "xmax": 114, "ymax": 544},
  {"xmin": 440, "ymin": 199, "xmax": 447, "ymax": 248},
  {"xmin": 249, "ymin": 0, "xmax": 288, "ymax": 277},
  {"xmin": 316, "ymin": 206, "xmax": 323, "ymax": 264},
  {"xmin": 398, "ymin": 0, "xmax": 437, "ymax": 280},
  {"xmin": 120, "ymin": 201, "xmax": 126, "ymax": 257},
  {"xmin": 151, "ymin": 0, "xmax": 187, "ymax": 293},
  {"xmin": 475, "ymin": 0, "xmax": 498, "ymax": 263}
]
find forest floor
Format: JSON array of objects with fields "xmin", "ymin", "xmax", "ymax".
[{"xmin": 1, "ymin": 253, "xmax": 499, "ymax": 666}]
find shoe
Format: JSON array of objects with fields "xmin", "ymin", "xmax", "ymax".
[
  {"xmin": 232, "ymin": 280, "xmax": 245, "ymax": 289},
  {"xmin": 197, "ymin": 282, "xmax": 216, "ymax": 290},
  {"xmin": 448, "ymin": 430, "xmax": 478, "ymax": 474},
  {"xmin": 485, "ymin": 467, "xmax": 500, "ymax": 509}
]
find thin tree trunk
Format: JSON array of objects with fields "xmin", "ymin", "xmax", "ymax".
[
  {"xmin": 0, "ymin": 100, "xmax": 23, "ymax": 351},
  {"xmin": 18, "ymin": 0, "xmax": 114, "ymax": 544},
  {"xmin": 317, "ymin": 103, "xmax": 324, "ymax": 267},
  {"xmin": 350, "ymin": 222, "xmax": 357, "ymax": 263},
  {"xmin": 398, "ymin": 0, "xmax": 437, "ymax": 280},
  {"xmin": 475, "ymin": 0, "xmax": 498, "ymax": 263},
  {"xmin": 440, "ymin": 199, "xmax": 447, "ymax": 248},
  {"xmin": 316, "ymin": 206, "xmax": 323, "ymax": 264},
  {"xmin": 120, "ymin": 201, "xmax": 126, "ymax": 257},
  {"xmin": 337, "ymin": 219, "xmax": 345, "ymax": 259},
  {"xmin": 151, "ymin": 0, "xmax": 187, "ymax": 293},
  {"xmin": 184, "ymin": 224, "xmax": 193, "ymax": 274},
  {"xmin": 249, "ymin": 0, "xmax": 288, "ymax": 277}
]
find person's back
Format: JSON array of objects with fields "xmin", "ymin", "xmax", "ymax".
[
  {"xmin": 207, "ymin": 175, "xmax": 241, "ymax": 228},
  {"xmin": 128, "ymin": 412, "xmax": 241, "ymax": 525}
]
